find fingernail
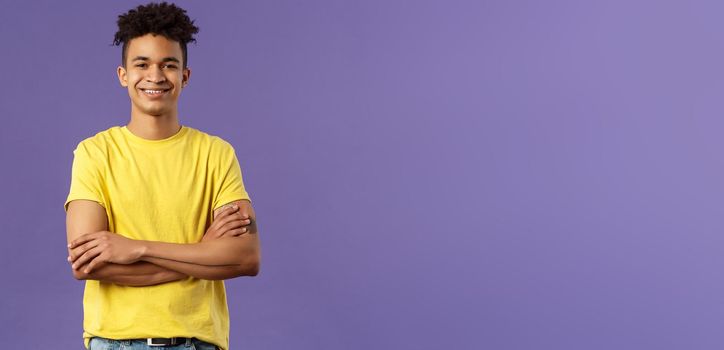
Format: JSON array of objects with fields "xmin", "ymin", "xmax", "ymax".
[
  {"xmin": 233, "ymin": 205, "xmax": 238, "ymax": 209},
  {"xmin": 84, "ymin": 269, "xmax": 89, "ymax": 273},
  {"xmin": 67, "ymin": 256, "xmax": 71, "ymax": 261},
  {"xmin": 67, "ymin": 244, "xmax": 71, "ymax": 248}
]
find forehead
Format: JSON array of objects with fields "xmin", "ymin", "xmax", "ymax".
[{"xmin": 126, "ymin": 33, "xmax": 183, "ymax": 60}]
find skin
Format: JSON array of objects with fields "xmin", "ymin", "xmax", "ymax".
[
  {"xmin": 66, "ymin": 33, "xmax": 260, "ymax": 282},
  {"xmin": 68, "ymin": 201, "xmax": 258, "ymax": 278},
  {"xmin": 117, "ymin": 33, "xmax": 190, "ymax": 140},
  {"xmin": 67, "ymin": 200, "xmax": 258, "ymax": 283}
]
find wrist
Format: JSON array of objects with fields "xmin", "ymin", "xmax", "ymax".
[{"xmin": 135, "ymin": 240, "xmax": 150, "ymax": 262}]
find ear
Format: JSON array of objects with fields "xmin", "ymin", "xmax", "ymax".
[
  {"xmin": 182, "ymin": 67, "xmax": 191, "ymax": 88},
  {"xmin": 117, "ymin": 66, "xmax": 128, "ymax": 87}
]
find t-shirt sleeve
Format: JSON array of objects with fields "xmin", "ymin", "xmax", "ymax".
[
  {"xmin": 212, "ymin": 142, "xmax": 252, "ymax": 211},
  {"xmin": 64, "ymin": 141, "xmax": 106, "ymax": 212}
]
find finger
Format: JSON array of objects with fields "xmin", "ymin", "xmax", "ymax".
[
  {"xmin": 70, "ymin": 240, "xmax": 100, "ymax": 263},
  {"xmin": 68, "ymin": 232, "xmax": 97, "ymax": 249},
  {"xmin": 220, "ymin": 227, "xmax": 247, "ymax": 238},
  {"xmin": 210, "ymin": 209, "xmax": 238, "ymax": 231},
  {"xmin": 218, "ymin": 212, "xmax": 247, "ymax": 227},
  {"xmin": 222, "ymin": 218, "xmax": 251, "ymax": 233},
  {"xmin": 72, "ymin": 247, "xmax": 103, "ymax": 270},
  {"xmin": 235, "ymin": 218, "xmax": 252, "ymax": 226},
  {"xmin": 70, "ymin": 242, "xmax": 99, "ymax": 264},
  {"xmin": 222, "ymin": 217, "xmax": 245, "ymax": 229},
  {"xmin": 70, "ymin": 239, "xmax": 100, "ymax": 263},
  {"xmin": 84, "ymin": 254, "xmax": 106, "ymax": 274},
  {"xmin": 206, "ymin": 229, "xmax": 224, "ymax": 240},
  {"xmin": 235, "ymin": 209, "xmax": 250, "ymax": 220},
  {"xmin": 219, "ymin": 210, "xmax": 244, "ymax": 224},
  {"xmin": 208, "ymin": 218, "xmax": 225, "ymax": 233},
  {"xmin": 226, "ymin": 227, "xmax": 248, "ymax": 237},
  {"xmin": 209, "ymin": 215, "xmax": 234, "ymax": 232},
  {"xmin": 69, "ymin": 232, "xmax": 99, "ymax": 249},
  {"xmin": 216, "ymin": 205, "xmax": 239, "ymax": 219},
  {"xmin": 76, "ymin": 261, "xmax": 92, "ymax": 274}
]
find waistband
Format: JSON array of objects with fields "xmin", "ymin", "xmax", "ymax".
[{"xmin": 90, "ymin": 336, "xmax": 193, "ymax": 347}]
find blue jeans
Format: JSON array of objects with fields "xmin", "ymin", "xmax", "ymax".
[{"xmin": 88, "ymin": 337, "xmax": 220, "ymax": 350}]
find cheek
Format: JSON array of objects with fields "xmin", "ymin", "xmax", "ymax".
[
  {"xmin": 171, "ymin": 74, "xmax": 184, "ymax": 85},
  {"xmin": 125, "ymin": 75, "xmax": 138, "ymax": 88}
]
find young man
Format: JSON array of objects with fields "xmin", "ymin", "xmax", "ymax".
[{"xmin": 64, "ymin": 3, "xmax": 260, "ymax": 350}]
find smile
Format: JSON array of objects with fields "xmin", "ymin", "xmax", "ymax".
[{"xmin": 140, "ymin": 88, "xmax": 170, "ymax": 97}]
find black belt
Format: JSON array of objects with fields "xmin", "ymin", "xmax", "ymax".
[{"xmin": 138, "ymin": 337, "xmax": 190, "ymax": 346}]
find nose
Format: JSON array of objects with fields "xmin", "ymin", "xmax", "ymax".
[{"xmin": 145, "ymin": 65, "xmax": 166, "ymax": 84}]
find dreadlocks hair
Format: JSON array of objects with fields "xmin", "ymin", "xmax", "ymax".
[{"xmin": 112, "ymin": 1, "xmax": 199, "ymax": 69}]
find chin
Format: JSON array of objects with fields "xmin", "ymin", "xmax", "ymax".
[
  {"xmin": 146, "ymin": 109, "xmax": 168, "ymax": 117},
  {"xmin": 133, "ymin": 104, "xmax": 167, "ymax": 116}
]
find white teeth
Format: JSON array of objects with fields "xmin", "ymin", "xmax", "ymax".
[{"xmin": 143, "ymin": 89, "xmax": 165, "ymax": 94}]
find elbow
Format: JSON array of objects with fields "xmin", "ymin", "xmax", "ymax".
[
  {"xmin": 240, "ymin": 266, "xmax": 259, "ymax": 277},
  {"xmin": 230, "ymin": 238, "xmax": 261, "ymax": 278},
  {"xmin": 237, "ymin": 254, "xmax": 260, "ymax": 277},
  {"xmin": 248, "ymin": 261, "xmax": 260, "ymax": 276}
]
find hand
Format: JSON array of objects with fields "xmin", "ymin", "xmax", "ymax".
[
  {"xmin": 68, "ymin": 246, "xmax": 108, "ymax": 277},
  {"xmin": 202, "ymin": 204, "xmax": 252, "ymax": 242},
  {"xmin": 68, "ymin": 230, "xmax": 144, "ymax": 274}
]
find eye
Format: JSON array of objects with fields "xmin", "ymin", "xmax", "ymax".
[
  {"xmin": 163, "ymin": 64, "xmax": 178, "ymax": 69},
  {"xmin": 135, "ymin": 63, "xmax": 147, "ymax": 68}
]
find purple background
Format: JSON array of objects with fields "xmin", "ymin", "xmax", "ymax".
[{"xmin": 1, "ymin": 0, "xmax": 722, "ymax": 348}]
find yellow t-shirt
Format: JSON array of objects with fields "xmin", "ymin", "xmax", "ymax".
[{"xmin": 64, "ymin": 125, "xmax": 251, "ymax": 350}]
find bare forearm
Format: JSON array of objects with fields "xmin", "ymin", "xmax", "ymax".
[
  {"xmin": 77, "ymin": 261, "xmax": 188, "ymax": 287},
  {"xmin": 139, "ymin": 235, "xmax": 259, "ymax": 267},
  {"xmin": 143, "ymin": 256, "xmax": 255, "ymax": 280}
]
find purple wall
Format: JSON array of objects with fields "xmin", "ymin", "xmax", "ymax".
[{"xmin": 1, "ymin": 0, "xmax": 722, "ymax": 348}]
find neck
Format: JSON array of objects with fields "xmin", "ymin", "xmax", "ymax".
[{"xmin": 126, "ymin": 108, "xmax": 181, "ymax": 140}]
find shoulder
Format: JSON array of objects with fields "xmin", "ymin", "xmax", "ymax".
[
  {"xmin": 73, "ymin": 126, "xmax": 122, "ymax": 156},
  {"xmin": 184, "ymin": 126, "xmax": 237, "ymax": 153}
]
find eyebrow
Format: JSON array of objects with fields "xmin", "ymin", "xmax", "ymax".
[{"xmin": 131, "ymin": 56, "xmax": 180, "ymax": 64}]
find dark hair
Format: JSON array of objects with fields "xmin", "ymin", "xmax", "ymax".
[{"xmin": 112, "ymin": 1, "xmax": 199, "ymax": 69}]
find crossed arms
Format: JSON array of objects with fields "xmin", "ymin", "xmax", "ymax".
[{"xmin": 65, "ymin": 199, "xmax": 260, "ymax": 286}]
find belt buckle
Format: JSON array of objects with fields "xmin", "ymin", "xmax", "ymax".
[{"xmin": 147, "ymin": 338, "xmax": 175, "ymax": 347}]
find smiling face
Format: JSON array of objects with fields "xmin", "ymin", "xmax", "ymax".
[{"xmin": 117, "ymin": 33, "xmax": 191, "ymax": 118}]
